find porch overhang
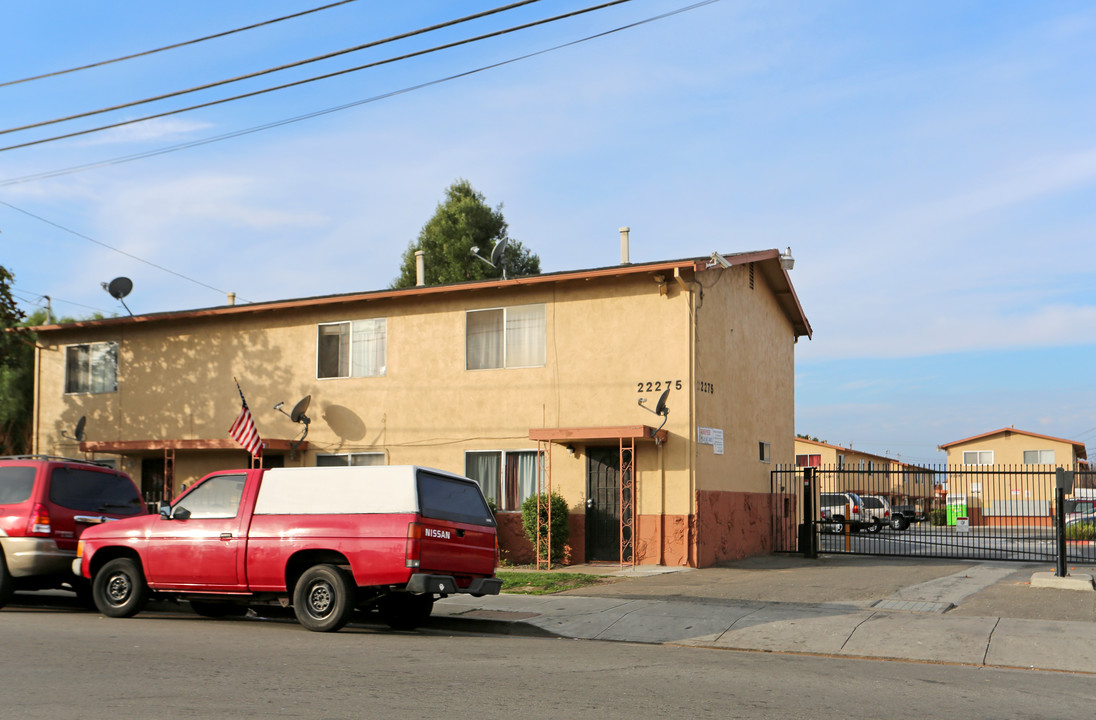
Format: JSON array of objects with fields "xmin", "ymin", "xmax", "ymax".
[
  {"xmin": 529, "ymin": 425, "xmax": 667, "ymax": 444},
  {"xmin": 79, "ymin": 438, "xmax": 308, "ymax": 454}
]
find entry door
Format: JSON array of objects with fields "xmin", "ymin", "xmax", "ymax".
[{"xmin": 586, "ymin": 447, "xmax": 620, "ymax": 562}]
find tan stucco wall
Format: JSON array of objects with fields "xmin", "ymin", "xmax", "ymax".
[{"xmin": 33, "ymin": 260, "xmax": 802, "ymax": 566}]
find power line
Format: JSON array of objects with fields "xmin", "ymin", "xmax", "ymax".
[
  {"xmin": 0, "ymin": 0, "xmax": 720, "ymax": 186},
  {"xmin": 0, "ymin": 0, "xmax": 361, "ymax": 88},
  {"xmin": 0, "ymin": 199, "xmax": 246, "ymax": 301},
  {"xmin": 0, "ymin": 0, "xmax": 626, "ymax": 151},
  {"xmin": 0, "ymin": 0, "xmax": 549, "ymax": 137}
]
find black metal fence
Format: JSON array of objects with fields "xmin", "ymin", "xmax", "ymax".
[{"xmin": 770, "ymin": 464, "xmax": 1096, "ymax": 563}]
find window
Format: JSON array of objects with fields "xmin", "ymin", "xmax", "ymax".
[
  {"xmin": 317, "ymin": 319, "xmax": 386, "ymax": 378},
  {"xmin": 315, "ymin": 453, "xmax": 385, "ymax": 467},
  {"xmin": 174, "ymin": 474, "xmax": 246, "ymax": 519},
  {"xmin": 49, "ymin": 467, "xmax": 144, "ymax": 515},
  {"xmin": 1023, "ymin": 450, "xmax": 1054, "ymax": 465},
  {"xmin": 963, "ymin": 450, "xmax": 994, "ymax": 465},
  {"xmin": 836, "ymin": 454, "xmax": 845, "ymax": 468},
  {"xmin": 465, "ymin": 450, "xmax": 541, "ymax": 511},
  {"xmin": 65, "ymin": 342, "xmax": 117, "ymax": 394},
  {"xmin": 795, "ymin": 454, "xmax": 821, "ymax": 467},
  {"xmin": 758, "ymin": 442, "xmax": 771, "ymax": 463},
  {"xmin": 466, "ymin": 304, "xmax": 546, "ymax": 370},
  {"xmin": 417, "ymin": 470, "xmax": 495, "ymax": 527},
  {"xmin": 0, "ymin": 467, "xmax": 36, "ymax": 504}
]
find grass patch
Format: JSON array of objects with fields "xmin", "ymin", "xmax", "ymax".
[{"xmin": 497, "ymin": 571, "xmax": 613, "ymax": 595}]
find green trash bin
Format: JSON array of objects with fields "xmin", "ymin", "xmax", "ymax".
[{"xmin": 946, "ymin": 496, "xmax": 967, "ymax": 526}]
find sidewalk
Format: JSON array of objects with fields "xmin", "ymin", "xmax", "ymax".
[{"xmin": 433, "ymin": 555, "xmax": 1096, "ymax": 675}]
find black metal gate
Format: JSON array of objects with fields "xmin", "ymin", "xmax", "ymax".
[{"xmin": 771, "ymin": 464, "xmax": 1096, "ymax": 563}]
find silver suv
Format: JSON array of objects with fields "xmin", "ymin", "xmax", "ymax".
[
  {"xmin": 859, "ymin": 495, "xmax": 893, "ymax": 533},
  {"xmin": 819, "ymin": 491, "xmax": 869, "ymax": 533}
]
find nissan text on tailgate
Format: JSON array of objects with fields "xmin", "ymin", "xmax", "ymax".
[{"xmin": 75, "ymin": 465, "xmax": 502, "ymax": 632}]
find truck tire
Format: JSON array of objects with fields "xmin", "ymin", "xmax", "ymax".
[
  {"xmin": 378, "ymin": 592, "xmax": 434, "ymax": 630},
  {"xmin": 0, "ymin": 551, "xmax": 15, "ymax": 609},
  {"xmin": 93, "ymin": 558, "xmax": 149, "ymax": 618},
  {"xmin": 293, "ymin": 564, "xmax": 355, "ymax": 632},
  {"xmin": 893, "ymin": 516, "xmax": 910, "ymax": 531},
  {"xmin": 869, "ymin": 519, "xmax": 883, "ymax": 533}
]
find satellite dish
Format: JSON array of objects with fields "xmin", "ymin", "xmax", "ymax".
[
  {"xmin": 489, "ymin": 237, "xmax": 509, "ymax": 268},
  {"xmin": 106, "ymin": 277, "xmax": 132, "ymax": 300},
  {"xmin": 653, "ymin": 388, "xmax": 670, "ymax": 416},
  {"xmin": 290, "ymin": 395, "xmax": 311, "ymax": 425},
  {"xmin": 63, "ymin": 415, "xmax": 87, "ymax": 442}
]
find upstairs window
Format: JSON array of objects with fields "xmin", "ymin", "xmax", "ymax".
[
  {"xmin": 795, "ymin": 454, "xmax": 821, "ymax": 467},
  {"xmin": 317, "ymin": 319, "xmax": 386, "ymax": 378},
  {"xmin": 1022, "ymin": 449, "xmax": 1054, "ymax": 464},
  {"xmin": 962, "ymin": 450, "xmax": 993, "ymax": 466},
  {"xmin": 316, "ymin": 452, "xmax": 385, "ymax": 467},
  {"xmin": 758, "ymin": 442, "xmax": 771, "ymax": 463},
  {"xmin": 466, "ymin": 304, "xmax": 546, "ymax": 370},
  {"xmin": 65, "ymin": 342, "xmax": 118, "ymax": 394}
]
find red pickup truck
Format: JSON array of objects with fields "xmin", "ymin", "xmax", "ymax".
[{"xmin": 74, "ymin": 465, "xmax": 501, "ymax": 632}]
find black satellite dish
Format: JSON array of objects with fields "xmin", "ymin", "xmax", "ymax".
[
  {"xmin": 289, "ymin": 395, "xmax": 312, "ymax": 425},
  {"xmin": 62, "ymin": 415, "xmax": 87, "ymax": 442},
  {"xmin": 653, "ymin": 388, "xmax": 670, "ymax": 417},
  {"xmin": 102, "ymin": 277, "xmax": 134, "ymax": 316},
  {"xmin": 489, "ymin": 237, "xmax": 509, "ymax": 268}
]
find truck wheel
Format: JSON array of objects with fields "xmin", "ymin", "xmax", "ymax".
[
  {"xmin": 190, "ymin": 600, "xmax": 248, "ymax": 618},
  {"xmin": 293, "ymin": 564, "xmax": 355, "ymax": 632},
  {"xmin": 0, "ymin": 551, "xmax": 15, "ymax": 609},
  {"xmin": 893, "ymin": 516, "xmax": 910, "ymax": 531},
  {"xmin": 869, "ymin": 520, "xmax": 883, "ymax": 533},
  {"xmin": 378, "ymin": 592, "xmax": 434, "ymax": 630},
  {"xmin": 93, "ymin": 558, "xmax": 149, "ymax": 618}
]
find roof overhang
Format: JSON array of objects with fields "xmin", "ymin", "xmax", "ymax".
[
  {"xmin": 80, "ymin": 438, "xmax": 307, "ymax": 454},
  {"xmin": 29, "ymin": 252, "xmax": 812, "ymax": 340},
  {"xmin": 529, "ymin": 425, "xmax": 668, "ymax": 444},
  {"xmin": 937, "ymin": 427, "xmax": 1087, "ymax": 460}
]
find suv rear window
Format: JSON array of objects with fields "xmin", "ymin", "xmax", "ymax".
[
  {"xmin": 0, "ymin": 466, "xmax": 36, "ymax": 505},
  {"xmin": 862, "ymin": 497, "xmax": 884, "ymax": 508},
  {"xmin": 49, "ymin": 467, "xmax": 145, "ymax": 515},
  {"xmin": 417, "ymin": 471, "xmax": 495, "ymax": 527}
]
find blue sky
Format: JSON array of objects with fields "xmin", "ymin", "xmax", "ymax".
[{"xmin": 2, "ymin": 1, "xmax": 1094, "ymax": 464}]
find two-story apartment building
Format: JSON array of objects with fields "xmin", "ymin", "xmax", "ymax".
[
  {"xmin": 793, "ymin": 438, "xmax": 935, "ymax": 510},
  {"xmin": 937, "ymin": 427, "xmax": 1089, "ymax": 525},
  {"xmin": 30, "ymin": 250, "xmax": 810, "ymax": 567}
]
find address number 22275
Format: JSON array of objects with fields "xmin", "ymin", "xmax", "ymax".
[{"xmin": 636, "ymin": 380, "xmax": 682, "ymax": 393}]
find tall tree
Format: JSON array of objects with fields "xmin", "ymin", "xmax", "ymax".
[
  {"xmin": 0, "ymin": 268, "xmax": 31, "ymax": 454},
  {"xmin": 392, "ymin": 179, "xmax": 540, "ymax": 288}
]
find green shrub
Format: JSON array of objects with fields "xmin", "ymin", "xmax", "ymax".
[
  {"xmin": 520, "ymin": 491, "xmax": 569, "ymax": 562},
  {"xmin": 1066, "ymin": 521, "xmax": 1096, "ymax": 541},
  {"xmin": 930, "ymin": 508, "xmax": 947, "ymax": 526}
]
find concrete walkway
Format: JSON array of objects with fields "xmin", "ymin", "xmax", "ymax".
[{"xmin": 434, "ymin": 555, "xmax": 1096, "ymax": 675}]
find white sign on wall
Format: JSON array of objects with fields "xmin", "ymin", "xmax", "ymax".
[{"xmin": 698, "ymin": 427, "xmax": 724, "ymax": 455}]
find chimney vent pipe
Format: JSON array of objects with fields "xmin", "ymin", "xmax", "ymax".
[
  {"xmin": 226, "ymin": 292, "xmax": 236, "ymax": 306},
  {"xmin": 619, "ymin": 227, "xmax": 631, "ymax": 265},
  {"xmin": 415, "ymin": 250, "xmax": 425, "ymax": 286}
]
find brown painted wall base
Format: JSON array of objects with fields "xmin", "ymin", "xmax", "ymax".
[{"xmin": 495, "ymin": 490, "xmax": 779, "ymax": 569}]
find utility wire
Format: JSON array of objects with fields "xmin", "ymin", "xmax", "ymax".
[
  {"xmin": 0, "ymin": 0, "xmax": 549, "ymax": 136},
  {"xmin": 0, "ymin": 0, "xmax": 361, "ymax": 88},
  {"xmin": 0, "ymin": 0, "xmax": 720, "ymax": 186},
  {"xmin": 0, "ymin": 199, "xmax": 246, "ymax": 301}
]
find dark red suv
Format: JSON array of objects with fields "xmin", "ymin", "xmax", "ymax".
[{"xmin": 0, "ymin": 456, "xmax": 147, "ymax": 607}]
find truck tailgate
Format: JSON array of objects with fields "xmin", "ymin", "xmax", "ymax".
[{"xmin": 417, "ymin": 521, "xmax": 496, "ymax": 577}]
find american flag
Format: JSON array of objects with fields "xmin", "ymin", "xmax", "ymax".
[{"xmin": 228, "ymin": 380, "xmax": 263, "ymax": 458}]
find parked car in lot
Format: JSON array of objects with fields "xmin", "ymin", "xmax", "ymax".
[
  {"xmin": 890, "ymin": 505, "xmax": 925, "ymax": 529},
  {"xmin": 860, "ymin": 495, "xmax": 894, "ymax": 533},
  {"xmin": 0, "ymin": 455, "xmax": 147, "ymax": 608},
  {"xmin": 75, "ymin": 465, "xmax": 502, "ymax": 632},
  {"xmin": 819, "ymin": 491, "xmax": 869, "ymax": 533}
]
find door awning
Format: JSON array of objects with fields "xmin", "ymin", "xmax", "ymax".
[{"xmin": 529, "ymin": 425, "xmax": 667, "ymax": 443}]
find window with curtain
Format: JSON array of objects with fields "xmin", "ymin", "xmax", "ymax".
[
  {"xmin": 962, "ymin": 450, "xmax": 993, "ymax": 465},
  {"xmin": 795, "ymin": 454, "xmax": 821, "ymax": 467},
  {"xmin": 1022, "ymin": 449, "xmax": 1054, "ymax": 464},
  {"xmin": 317, "ymin": 319, "xmax": 386, "ymax": 378},
  {"xmin": 65, "ymin": 342, "xmax": 118, "ymax": 394},
  {"xmin": 464, "ymin": 450, "xmax": 541, "ymax": 511},
  {"xmin": 466, "ymin": 304, "xmax": 545, "ymax": 370}
]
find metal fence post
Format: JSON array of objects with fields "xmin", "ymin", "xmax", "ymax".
[{"xmin": 800, "ymin": 467, "xmax": 817, "ymax": 559}]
